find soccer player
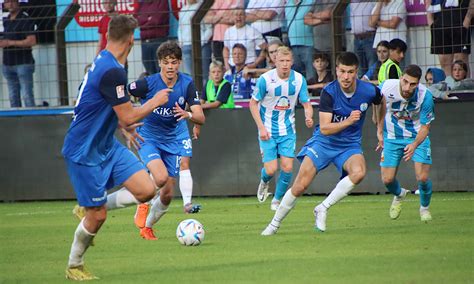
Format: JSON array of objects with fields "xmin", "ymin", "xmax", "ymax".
[
  {"xmin": 128, "ymin": 41, "xmax": 205, "ymax": 240},
  {"xmin": 250, "ymin": 46, "xmax": 314, "ymax": 211},
  {"xmin": 261, "ymin": 52, "xmax": 384, "ymax": 235},
  {"xmin": 377, "ymin": 65, "xmax": 435, "ymax": 222},
  {"xmin": 62, "ymin": 15, "xmax": 170, "ymax": 280}
]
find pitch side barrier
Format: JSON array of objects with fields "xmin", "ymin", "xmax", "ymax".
[{"xmin": 0, "ymin": 100, "xmax": 472, "ymax": 201}]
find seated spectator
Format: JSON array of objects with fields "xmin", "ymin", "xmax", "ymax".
[
  {"xmin": 245, "ymin": 0, "xmax": 285, "ymax": 41},
  {"xmin": 1, "ymin": 0, "xmax": 37, "ymax": 108},
  {"xmin": 425, "ymin": 67, "xmax": 446, "ymax": 85},
  {"xmin": 307, "ymin": 52, "xmax": 333, "ymax": 97},
  {"xmin": 223, "ymin": 8, "xmax": 266, "ymax": 71},
  {"xmin": 178, "ymin": 0, "xmax": 213, "ymax": 84},
  {"xmin": 369, "ymin": 0, "xmax": 407, "ymax": 49},
  {"xmin": 224, "ymin": 43, "xmax": 256, "ymax": 100},
  {"xmin": 429, "ymin": 60, "xmax": 474, "ymax": 99},
  {"xmin": 362, "ymin": 40, "xmax": 389, "ymax": 85},
  {"xmin": 378, "ymin": 38, "xmax": 407, "ymax": 85},
  {"xmin": 201, "ymin": 60, "xmax": 234, "ymax": 109},
  {"xmin": 243, "ymin": 39, "xmax": 283, "ymax": 78}
]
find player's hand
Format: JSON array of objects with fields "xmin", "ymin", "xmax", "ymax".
[
  {"xmin": 348, "ymin": 110, "xmax": 362, "ymax": 124},
  {"xmin": 259, "ymin": 127, "xmax": 270, "ymax": 141},
  {"xmin": 120, "ymin": 123, "xmax": 144, "ymax": 150},
  {"xmin": 305, "ymin": 117, "xmax": 313, "ymax": 128},
  {"xmin": 153, "ymin": 88, "xmax": 171, "ymax": 106},
  {"xmin": 403, "ymin": 143, "xmax": 416, "ymax": 161},
  {"xmin": 192, "ymin": 125, "xmax": 200, "ymax": 140},
  {"xmin": 173, "ymin": 102, "xmax": 192, "ymax": 121}
]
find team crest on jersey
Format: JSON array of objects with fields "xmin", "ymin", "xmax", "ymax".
[
  {"xmin": 116, "ymin": 85, "xmax": 125, "ymax": 99},
  {"xmin": 359, "ymin": 103, "xmax": 368, "ymax": 112},
  {"xmin": 274, "ymin": 96, "xmax": 290, "ymax": 110},
  {"xmin": 291, "ymin": 80, "xmax": 297, "ymax": 86},
  {"xmin": 178, "ymin": 96, "xmax": 185, "ymax": 105}
]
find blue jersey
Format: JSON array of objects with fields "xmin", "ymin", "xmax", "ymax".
[
  {"xmin": 62, "ymin": 50, "xmax": 130, "ymax": 166},
  {"xmin": 128, "ymin": 72, "xmax": 200, "ymax": 144},
  {"xmin": 313, "ymin": 79, "xmax": 382, "ymax": 146}
]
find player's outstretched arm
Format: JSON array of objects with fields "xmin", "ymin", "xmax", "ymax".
[
  {"xmin": 113, "ymin": 88, "xmax": 171, "ymax": 126},
  {"xmin": 319, "ymin": 110, "xmax": 361, "ymax": 136}
]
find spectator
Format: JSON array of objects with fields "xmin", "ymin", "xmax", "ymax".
[
  {"xmin": 204, "ymin": 0, "xmax": 243, "ymax": 63},
  {"xmin": 243, "ymin": 39, "xmax": 283, "ymax": 78},
  {"xmin": 224, "ymin": 43, "xmax": 256, "ymax": 99},
  {"xmin": 351, "ymin": 1, "xmax": 377, "ymax": 76},
  {"xmin": 223, "ymin": 8, "xmax": 266, "ymax": 71},
  {"xmin": 304, "ymin": 0, "xmax": 338, "ymax": 54},
  {"xmin": 135, "ymin": 0, "xmax": 169, "ymax": 74},
  {"xmin": 285, "ymin": 0, "xmax": 315, "ymax": 78},
  {"xmin": 201, "ymin": 60, "xmax": 234, "ymax": 109},
  {"xmin": 245, "ymin": 0, "xmax": 285, "ymax": 42},
  {"xmin": 96, "ymin": 0, "xmax": 117, "ymax": 55},
  {"xmin": 362, "ymin": 40, "xmax": 390, "ymax": 85},
  {"xmin": 1, "ymin": 0, "xmax": 36, "ymax": 108},
  {"xmin": 425, "ymin": 67, "xmax": 446, "ymax": 85},
  {"xmin": 369, "ymin": 0, "xmax": 407, "ymax": 49},
  {"xmin": 378, "ymin": 38, "xmax": 407, "ymax": 84},
  {"xmin": 429, "ymin": 60, "xmax": 473, "ymax": 99},
  {"xmin": 178, "ymin": 0, "xmax": 213, "ymax": 84},
  {"xmin": 427, "ymin": 0, "xmax": 471, "ymax": 76},
  {"xmin": 307, "ymin": 52, "xmax": 333, "ymax": 97}
]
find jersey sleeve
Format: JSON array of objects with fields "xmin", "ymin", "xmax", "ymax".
[
  {"xmin": 99, "ymin": 68, "xmax": 130, "ymax": 106},
  {"xmin": 388, "ymin": 65, "xmax": 399, "ymax": 79},
  {"xmin": 186, "ymin": 81, "xmax": 201, "ymax": 106},
  {"xmin": 127, "ymin": 78, "xmax": 149, "ymax": 99},
  {"xmin": 252, "ymin": 76, "xmax": 267, "ymax": 101},
  {"xmin": 318, "ymin": 89, "xmax": 334, "ymax": 113},
  {"xmin": 298, "ymin": 77, "xmax": 310, "ymax": 103},
  {"xmin": 372, "ymin": 85, "xmax": 383, "ymax": 105},
  {"xmin": 216, "ymin": 82, "xmax": 232, "ymax": 104},
  {"xmin": 420, "ymin": 90, "xmax": 435, "ymax": 125}
]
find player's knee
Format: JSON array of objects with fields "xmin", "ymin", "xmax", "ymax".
[
  {"xmin": 416, "ymin": 174, "xmax": 429, "ymax": 184},
  {"xmin": 382, "ymin": 175, "xmax": 395, "ymax": 185},
  {"xmin": 349, "ymin": 168, "xmax": 366, "ymax": 184},
  {"xmin": 291, "ymin": 183, "xmax": 305, "ymax": 197},
  {"xmin": 138, "ymin": 187, "xmax": 156, "ymax": 203},
  {"xmin": 280, "ymin": 164, "xmax": 293, "ymax": 173},
  {"xmin": 264, "ymin": 165, "xmax": 277, "ymax": 176},
  {"xmin": 87, "ymin": 207, "xmax": 107, "ymax": 225},
  {"xmin": 153, "ymin": 175, "xmax": 168, "ymax": 188}
]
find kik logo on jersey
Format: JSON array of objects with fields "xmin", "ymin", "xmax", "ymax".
[{"xmin": 274, "ymin": 96, "xmax": 290, "ymax": 110}]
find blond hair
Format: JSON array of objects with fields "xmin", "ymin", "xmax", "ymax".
[
  {"xmin": 209, "ymin": 60, "xmax": 224, "ymax": 71},
  {"xmin": 276, "ymin": 46, "xmax": 292, "ymax": 57}
]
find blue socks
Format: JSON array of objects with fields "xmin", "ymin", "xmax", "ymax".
[
  {"xmin": 275, "ymin": 171, "xmax": 293, "ymax": 201},
  {"xmin": 419, "ymin": 180, "xmax": 432, "ymax": 207},
  {"xmin": 261, "ymin": 168, "xmax": 273, "ymax": 183},
  {"xmin": 385, "ymin": 179, "xmax": 401, "ymax": 196}
]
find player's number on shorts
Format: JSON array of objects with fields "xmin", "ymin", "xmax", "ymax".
[{"xmin": 182, "ymin": 139, "xmax": 192, "ymax": 150}]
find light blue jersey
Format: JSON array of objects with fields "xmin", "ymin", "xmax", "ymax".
[{"xmin": 252, "ymin": 69, "xmax": 310, "ymax": 137}]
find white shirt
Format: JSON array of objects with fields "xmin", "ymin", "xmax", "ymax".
[
  {"xmin": 372, "ymin": 0, "xmax": 407, "ymax": 48},
  {"xmin": 224, "ymin": 24, "xmax": 265, "ymax": 65},
  {"xmin": 246, "ymin": 0, "xmax": 285, "ymax": 34}
]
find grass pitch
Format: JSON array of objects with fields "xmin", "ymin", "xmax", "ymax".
[{"xmin": 0, "ymin": 192, "xmax": 473, "ymax": 283}]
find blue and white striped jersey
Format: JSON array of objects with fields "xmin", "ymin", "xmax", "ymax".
[
  {"xmin": 252, "ymin": 69, "xmax": 309, "ymax": 137},
  {"xmin": 381, "ymin": 79, "xmax": 435, "ymax": 141}
]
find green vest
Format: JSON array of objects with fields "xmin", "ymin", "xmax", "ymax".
[
  {"xmin": 205, "ymin": 79, "xmax": 235, "ymax": 109},
  {"xmin": 378, "ymin": 59, "xmax": 402, "ymax": 85}
]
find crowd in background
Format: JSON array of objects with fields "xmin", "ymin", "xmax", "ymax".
[{"xmin": 1, "ymin": 0, "xmax": 473, "ymax": 108}]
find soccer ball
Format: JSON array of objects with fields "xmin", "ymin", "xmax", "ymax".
[{"xmin": 176, "ymin": 219, "xmax": 205, "ymax": 246}]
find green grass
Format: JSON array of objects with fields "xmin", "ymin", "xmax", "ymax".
[{"xmin": 0, "ymin": 193, "xmax": 473, "ymax": 283}]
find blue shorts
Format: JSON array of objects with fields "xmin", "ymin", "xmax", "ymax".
[
  {"xmin": 380, "ymin": 138, "xmax": 432, "ymax": 167},
  {"xmin": 138, "ymin": 141, "xmax": 181, "ymax": 177},
  {"xmin": 65, "ymin": 143, "xmax": 144, "ymax": 207},
  {"xmin": 259, "ymin": 134, "xmax": 296, "ymax": 163},
  {"xmin": 297, "ymin": 136, "xmax": 363, "ymax": 177},
  {"xmin": 176, "ymin": 127, "xmax": 192, "ymax": 157}
]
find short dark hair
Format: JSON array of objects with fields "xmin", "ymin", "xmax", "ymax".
[
  {"xmin": 313, "ymin": 52, "xmax": 330, "ymax": 63},
  {"xmin": 336, "ymin": 52, "xmax": 359, "ymax": 68},
  {"xmin": 389, "ymin": 38, "xmax": 407, "ymax": 53},
  {"xmin": 452, "ymin": 60, "xmax": 468, "ymax": 73},
  {"xmin": 232, "ymin": 43, "xmax": 247, "ymax": 55},
  {"xmin": 404, "ymin": 64, "xmax": 422, "ymax": 80},
  {"xmin": 376, "ymin": 40, "xmax": 390, "ymax": 49},
  {"xmin": 108, "ymin": 15, "xmax": 137, "ymax": 42},
  {"xmin": 157, "ymin": 40, "xmax": 182, "ymax": 60}
]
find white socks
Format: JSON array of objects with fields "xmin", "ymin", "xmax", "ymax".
[
  {"xmin": 106, "ymin": 187, "xmax": 139, "ymax": 210},
  {"xmin": 145, "ymin": 196, "xmax": 169, "ymax": 228},
  {"xmin": 321, "ymin": 176, "xmax": 355, "ymax": 209},
  {"xmin": 179, "ymin": 170, "xmax": 193, "ymax": 206},
  {"xmin": 270, "ymin": 189, "xmax": 298, "ymax": 228},
  {"xmin": 68, "ymin": 219, "xmax": 95, "ymax": 267}
]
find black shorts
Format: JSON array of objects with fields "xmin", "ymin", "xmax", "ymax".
[{"xmin": 430, "ymin": 24, "xmax": 471, "ymax": 54}]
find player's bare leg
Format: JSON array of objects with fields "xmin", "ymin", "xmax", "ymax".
[{"xmin": 262, "ymin": 157, "xmax": 317, "ymax": 235}]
